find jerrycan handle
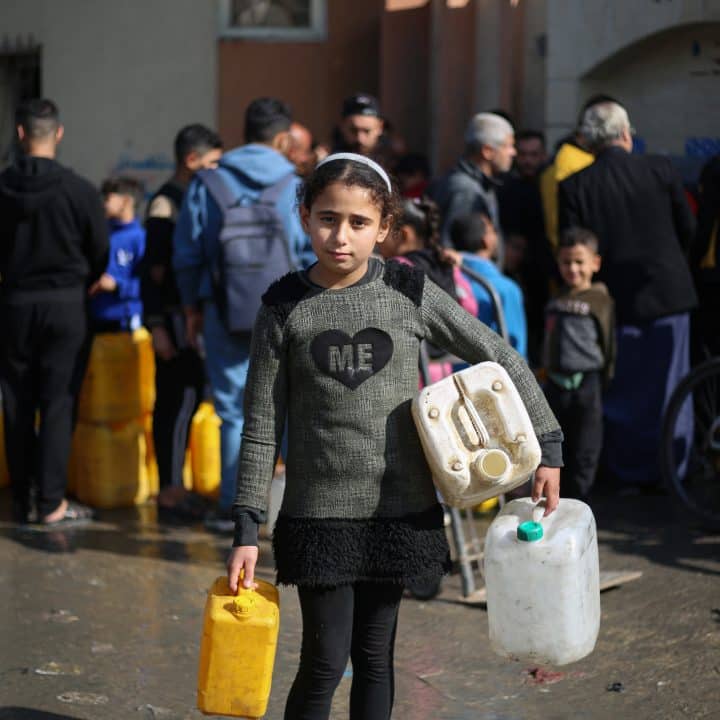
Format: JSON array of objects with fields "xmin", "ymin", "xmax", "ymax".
[
  {"xmin": 531, "ymin": 503, "xmax": 546, "ymax": 524},
  {"xmin": 453, "ymin": 374, "xmax": 490, "ymax": 448},
  {"xmin": 231, "ymin": 569, "xmax": 257, "ymax": 615}
]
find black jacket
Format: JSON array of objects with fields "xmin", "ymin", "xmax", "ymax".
[
  {"xmin": 558, "ymin": 147, "xmax": 697, "ymax": 324},
  {"xmin": 0, "ymin": 156, "xmax": 108, "ymax": 298}
]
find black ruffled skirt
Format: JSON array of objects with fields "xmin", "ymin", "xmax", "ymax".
[{"xmin": 272, "ymin": 504, "xmax": 451, "ymax": 588}]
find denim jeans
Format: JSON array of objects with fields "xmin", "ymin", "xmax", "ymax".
[{"xmin": 202, "ymin": 302, "xmax": 251, "ymax": 511}]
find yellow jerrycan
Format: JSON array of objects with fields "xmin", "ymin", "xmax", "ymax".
[
  {"xmin": 78, "ymin": 328, "xmax": 155, "ymax": 424},
  {"xmin": 198, "ymin": 576, "xmax": 280, "ymax": 718},
  {"xmin": 190, "ymin": 402, "xmax": 222, "ymax": 499},
  {"xmin": 70, "ymin": 420, "xmax": 149, "ymax": 508}
]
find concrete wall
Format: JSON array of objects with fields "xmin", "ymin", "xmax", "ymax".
[
  {"xmin": 546, "ymin": 0, "xmax": 720, "ymax": 150},
  {"xmin": 380, "ymin": 1, "xmax": 432, "ymax": 155},
  {"xmin": 218, "ymin": 0, "xmax": 384, "ymax": 150},
  {"xmin": 517, "ymin": 0, "xmax": 547, "ymax": 133},
  {"xmin": 582, "ymin": 22, "xmax": 720, "ymax": 156},
  {"xmin": 431, "ymin": 0, "xmax": 477, "ymax": 172},
  {"xmin": 0, "ymin": 0, "xmax": 217, "ymax": 188}
]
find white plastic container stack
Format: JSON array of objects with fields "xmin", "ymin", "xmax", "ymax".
[
  {"xmin": 412, "ymin": 362, "xmax": 541, "ymax": 507},
  {"xmin": 483, "ymin": 497, "xmax": 600, "ymax": 666}
]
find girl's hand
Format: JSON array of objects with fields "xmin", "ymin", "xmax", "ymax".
[
  {"xmin": 227, "ymin": 545, "xmax": 259, "ymax": 593},
  {"xmin": 531, "ymin": 466, "xmax": 561, "ymax": 516}
]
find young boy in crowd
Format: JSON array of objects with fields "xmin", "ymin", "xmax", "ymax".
[
  {"xmin": 450, "ymin": 212, "xmax": 527, "ymax": 358},
  {"xmin": 142, "ymin": 124, "xmax": 222, "ymax": 518},
  {"xmin": 543, "ymin": 227, "xmax": 616, "ymax": 498},
  {"xmin": 89, "ymin": 177, "xmax": 145, "ymax": 331}
]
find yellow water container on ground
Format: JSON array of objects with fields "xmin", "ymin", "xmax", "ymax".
[
  {"xmin": 198, "ymin": 576, "xmax": 280, "ymax": 718},
  {"xmin": 475, "ymin": 496, "xmax": 499, "ymax": 513},
  {"xmin": 183, "ymin": 448, "xmax": 193, "ymax": 491},
  {"xmin": 190, "ymin": 403, "xmax": 222, "ymax": 499},
  {"xmin": 143, "ymin": 413, "xmax": 160, "ymax": 497},
  {"xmin": 78, "ymin": 328, "xmax": 155, "ymax": 424},
  {"xmin": 0, "ymin": 413, "xmax": 9, "ymax": 488},
  {"xmin": 70, "ymin": 420, "xmax": 149, "ymax": 508}
]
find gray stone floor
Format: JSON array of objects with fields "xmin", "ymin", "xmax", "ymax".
[{"xmin": 1, "ymin": 489, "xmax": 718, "ymax": 720}]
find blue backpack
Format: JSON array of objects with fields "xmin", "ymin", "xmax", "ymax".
[{"xmin": 196, "ymin": 168, "xmax": 297, "ymax": 334}]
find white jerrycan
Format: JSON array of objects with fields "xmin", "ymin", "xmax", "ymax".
[
  {"xmin": 483, "ymin": 497, "xmax": 600, "ymax": 666},
  {"xmin": 412, "ymin": 362, "xmax": 541, "ymax": 508}
]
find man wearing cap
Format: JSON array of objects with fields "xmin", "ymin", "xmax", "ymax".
[
  {"xmin": 431, "ymin": 112, "xmax": 516, "ymax": 253},
  {"xmin": 333, "ymin": 93, "xmax": 386, "ymax": 161}
]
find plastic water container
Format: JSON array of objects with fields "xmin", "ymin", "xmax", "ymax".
[
  {"xmin": 190, "ymin": 402, "xmax": 222, "ymax": 499},
  {"xmin": 78, "ymin": 328, "xmax": 155, "ymax": 424},
  {"xmin": 483, "ymin": 498, "xmax": 600, "ymax": 666},
  {"xmin": 198, "ymin": 576, "xmax": 280, "ymax": 718},
  {"xmin": 412, "ymin": 362, "xmax": 541, "ymax": 507},
  {"xmin": 143, "ymin": 413, "xmax": 159, "ymax": 497},
  {"xmin": 69, "ymin": 420, "xmax": 150, "ymax": 508}
]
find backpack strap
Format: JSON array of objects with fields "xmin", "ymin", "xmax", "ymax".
[
  {"xmin": 258, "ymin": 171, "xmax": 297, "ymax": 206},
  {"xmin": 195, "ymin": 168, "xmax": 238, "ymax": 215}
]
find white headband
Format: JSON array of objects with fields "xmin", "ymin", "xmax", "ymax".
[{"xmin": 315, "ymin": 152, "xmax": 392, "ymax": 193}]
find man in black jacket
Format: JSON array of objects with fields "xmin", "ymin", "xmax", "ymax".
[
  {"xmin": 142, "ymin": 124, "xmax": 221, "ymax": 518},
  {"xmin": 558, "ymin": 101, "xmax": 697, "ymax": 488},
  {"xmin": 0, "ymin": 98, "xmax": 108, "ymax": 524}
]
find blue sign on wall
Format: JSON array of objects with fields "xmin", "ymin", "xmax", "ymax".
[{"xmin": 685, "ymin": 137, "xmax": 720, "ymax": 158}]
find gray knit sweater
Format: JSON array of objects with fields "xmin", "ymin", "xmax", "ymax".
[{"xmin": 234, "ymin": 259, "xmax": 561, "ymax": 585}]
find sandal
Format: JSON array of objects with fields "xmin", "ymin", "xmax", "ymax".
[{"xmin": 41, "ymin": 500, "xmax": 94, "ymax": 527}]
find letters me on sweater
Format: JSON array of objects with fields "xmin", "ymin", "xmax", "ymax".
[{"xmin": 235, "ymin": 258, "xmax": 562, "ymax": 587}]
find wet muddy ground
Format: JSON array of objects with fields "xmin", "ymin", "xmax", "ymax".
[{"xmin": 1, "ymin": 489, "xmax": 718, "ymax": 720}]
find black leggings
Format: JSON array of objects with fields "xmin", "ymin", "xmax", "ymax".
[{"xmin": 284, "ymin": 582, "xmax": 404, "ymax": 720}]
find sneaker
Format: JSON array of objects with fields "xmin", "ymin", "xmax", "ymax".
[{"xmin": 204, "ymin": 508, "xmax": 235, "ymax": 534}]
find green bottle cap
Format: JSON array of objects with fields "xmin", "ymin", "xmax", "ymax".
[{"xmin": 517, "ymin": 521, "xmax": 544, "ymax": 542}]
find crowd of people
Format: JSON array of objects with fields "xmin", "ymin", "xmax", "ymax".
[
  {"xmin": 0, "ymin": 89, "xmax": 717, "ymax": 719},
  {"xmin": 1, "ymin": 91, "xmax": 717, "ymax": 524}
]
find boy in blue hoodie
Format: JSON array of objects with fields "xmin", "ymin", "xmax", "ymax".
[
  {"xmin": 450, "ymin": 212, "xmax": 528, "ymax": 358},
  {"xmin": 89, "ymin": 177, "xmax": 145, "ymax": 330}
]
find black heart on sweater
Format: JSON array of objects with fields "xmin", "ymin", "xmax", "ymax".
[{"xmin": 310, "ymin": 328, "xmax": 394, "ymax": 389}]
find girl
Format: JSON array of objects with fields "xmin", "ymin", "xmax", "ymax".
[
  {"xmin": 379, "ymin": 196, "xmax": 478, "ymax": 383},
  {"xmin": 379, "ymin": 196, "xmax": 476, "ymax": 313},
  {"xmin": 227, "ymin": 153, "xmax": 561, "ymax": 720}
]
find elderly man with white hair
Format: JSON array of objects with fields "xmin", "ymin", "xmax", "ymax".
[
  {"xmin": 558, "ymin": 101, "xmax": 697, "ymax": 491},
  {"xmin": 432, "ymin": 112, "xmax": 516, "ymax": 251}
]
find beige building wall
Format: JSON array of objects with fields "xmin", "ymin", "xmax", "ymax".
[
  {"xmin": 0, "ymin": 0, "xmax": 217, "ymax": 188},
  {"xmin": 546, "ymin": 0, "xmax": 720, "ymax": 152}
]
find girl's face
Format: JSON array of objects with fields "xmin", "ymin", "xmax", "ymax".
[{"xmin": 301, "ymin": 182, "xmax": 390, "ymax": 289}]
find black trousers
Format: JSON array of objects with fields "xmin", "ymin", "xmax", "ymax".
[
  {"xmin": 285, "ymin": 583, "xmax": 404, "ymax": 720},
  {"xmin": 0, "ymin": 294, "xmax": 89, "ymax": 520},
  {"xmin": 152, "ymin": 348, "xmax": 205, "ymax": 488},
  {"xmin": 545, "ymin": 371, "xmax": 603, "ymax": 498}
]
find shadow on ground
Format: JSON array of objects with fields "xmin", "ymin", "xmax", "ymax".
[
  {"xmin": 590, "ymin": 491, "xmax": 720, "ymax": 577},
  {"xmin": 0, "ymin": 709, "xmax": 84, "ymax": 720}
]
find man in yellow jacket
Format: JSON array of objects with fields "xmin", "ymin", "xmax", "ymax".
[{"xmin": 540, "ymin": 95, "xmax": 618, "ymax": 249}]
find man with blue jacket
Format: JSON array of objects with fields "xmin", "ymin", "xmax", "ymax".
[{"xmin": 173, "ymin": 97, "xmax": 314, "ymax": 531}]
